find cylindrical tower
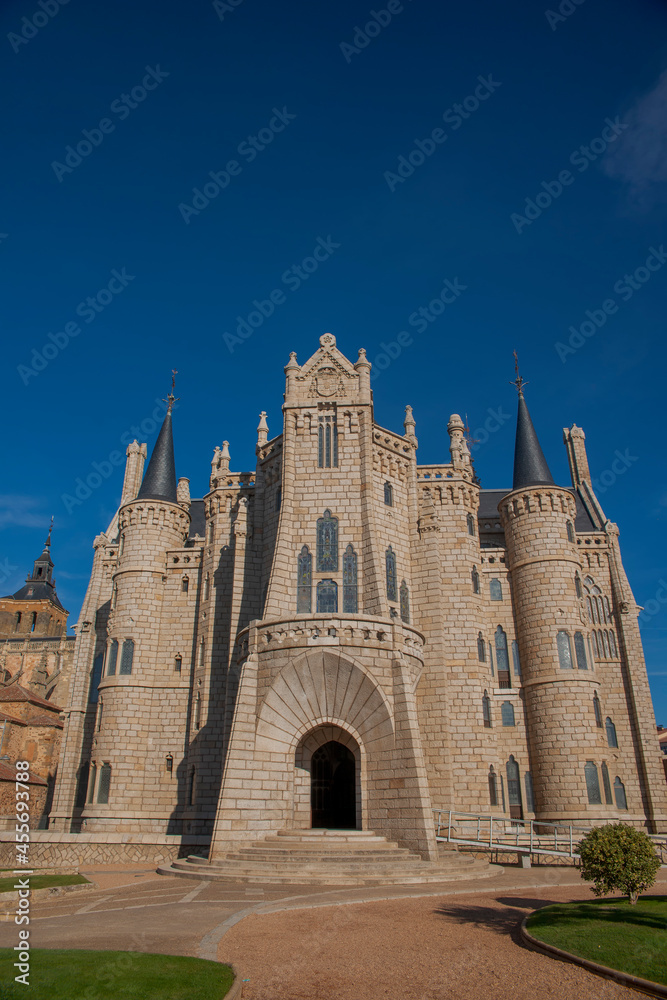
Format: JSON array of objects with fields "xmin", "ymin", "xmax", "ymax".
[
  {"xmin": 500, "ymin": 387, "xmax": 601, "ymax": 824},
  {"xmin": 82, "ymin": 399, "xmax": 191, "ymax": 834}
]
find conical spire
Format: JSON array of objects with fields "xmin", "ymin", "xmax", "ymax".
[
  {"xmin": 137, "ymin": 374, "xmax": 179, "ymax": 503},
  {"xmin": 510, "ymin": 354, "xmax": 554, "ymax": 490}
]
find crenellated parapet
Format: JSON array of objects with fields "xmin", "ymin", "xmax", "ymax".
[{"xmin": 500, "ymin": 487, "xmax": 577, "ymax": 521}]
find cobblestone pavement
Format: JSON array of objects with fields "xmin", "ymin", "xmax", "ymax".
[{"xmin": 0, "ymin": 863, "xmax": 664, "ymax": 998}]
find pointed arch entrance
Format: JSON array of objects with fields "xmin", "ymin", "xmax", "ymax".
[{"xmin": 295, "ymin": 725, "xmax": 361, "ymax": 830}]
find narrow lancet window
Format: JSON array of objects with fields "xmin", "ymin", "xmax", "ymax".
[
  {"xmin": 400, "ymin": 581, "xmax": 410, "ymax": 623},
  {"xmin": 297, "ymin": 545, "xmax": 312, "ymax": 613},
  {"xmin": 343, "ymin": 544, "xmax": 358, "ymax": 613},
  {"xmin": 317, "ymin": 579, "xmax": 338, "ymax": 614},
  {"xmin": 386, "ymin": 546, "xmax": 397, "ymax": 602}
]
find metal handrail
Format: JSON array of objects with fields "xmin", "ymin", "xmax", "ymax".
[{"xmin": 433, "ymin": 808, "xmax": 592, "ymax": 859}]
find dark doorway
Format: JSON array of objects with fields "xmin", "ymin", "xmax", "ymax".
[{"xmin": 311, "ymin": 741, "xmax": 356, "ymax": 829}]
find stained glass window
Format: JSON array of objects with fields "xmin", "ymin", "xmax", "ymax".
[
  {"xmin": 501, "ymin": 702, "xmax": 515, "ymax": 727},
  {"xmin": 317, "ymin": 579, "xmax": 338, "ymax": 614},
  {"xmin": 482, "ymin": 692, "xmax": 491, "ymax": 728},
  {"xmin": 317, "ymin": 510, "xmax": 338, "ymax": 572},
  {"xmin": 614, "ymin": 777, "xmax": 627, "ymax": 810},
  {"xmin": 297, "ymin": 545, "xmax": 312, "ymax": 613},
  {"xmin": 585, "ymin": 761, "xmax": 601, "ymax": 804},
  {"xmin": 400, "ymin": 580, "xmax": 410, "ymax": 623},
  {"xmin": 512, "ymin": 640, "xmax": 521, "ymax": 677},
  {"xmin": 605, "ymin": 717, "xmax": 618, "ymax": 748},
  {"xmin": 574, "ymin": 632, "xmax": 588, "ymax": 670},
  {"xmin": 386, "ymin": 546, "xmax": 397, "ymax": 602},
  {"xmin": 557, "ymin": 631, "xmax": 573, "ymax": 669},
  {"xmin": 119, "ymin": 639, "xmax": 134, "ymax": 675},
  {"xmin": 106, "ymin": 639, "xmax": 118, "ymax": 677},
  {"xmin": 593, "ymin": 692, "xmax": 602, "ymax": 728},
  {"xmin": 97, "ymin": 763, "xmax": 111, "ymax": 804},
  {"xmin": 601, "ymin": 762, "xmax": 613, "ymax": 804},
  {"xmin": 490, "ymin": 578, "xmax": 502, "ymax": 601},
  {"xmin": 495, "ymin": 626, "xmax": 510, "ymax": 687},
  {"xmin": 524, "ymin": 772, "xmax": 534, "ymax": 813},
  {"xmin": 343, "ymin": 544, "xmax": 357, "ymax": 613},
  {"xmin": 384, "ymin": 482, "xmax": 393, "ymax": 506}
]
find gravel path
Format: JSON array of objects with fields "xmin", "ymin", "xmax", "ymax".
[{"xmin": 219, "ymin": 883, "xmax": 640, "ymax": 1000}]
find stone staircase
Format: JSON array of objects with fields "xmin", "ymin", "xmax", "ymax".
[{"xmin": 157, "ymin": 829, "xmax": 495, "ymax": 885}]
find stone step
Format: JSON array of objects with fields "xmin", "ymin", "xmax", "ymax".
[
  {"xmin": 156, "ymin": 828, "xmax": 494, "ymax": 886},
  {"xmin": 158, "ymin": 860, "xmax": 492, "ymax": 886}
]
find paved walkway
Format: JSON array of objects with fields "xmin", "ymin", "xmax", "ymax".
[{"xmin": 0, "ymin": 862, "xmax": 664, "ymax": 998}]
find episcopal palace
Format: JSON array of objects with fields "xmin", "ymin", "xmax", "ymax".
[{"xmin": 2, "ymin": 333, "xmax": 665, "ymax": 865}]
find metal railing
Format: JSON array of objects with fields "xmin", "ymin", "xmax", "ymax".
[{"xmin": 433, "ymin": 809, "xmax": 591, "ymax": 860}]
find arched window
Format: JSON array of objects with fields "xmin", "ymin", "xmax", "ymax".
[
  {"xmin": 119, "ymin": 639, "xmax": 134, "ymax": 675},
  {"xmin": 488, "ymin": 765, "xmax": 498, "ymax": 805},
  {"xmin": 96, "ymin": 699, "xmax": 103, "ymax": 732},
  {"xmin": 501, "ymin": 701, "xmax": 515, "ymax": 727},
  {"xmin": 30, "ymin": 612, "xmax": 37, "ymax": 632},
  {"xmin": 14, "ymin": 612, "xmax": 21, "ymax": 631},
  {"xmin": 574, "ymin": 632, "xmax": 588, "ymax": 670},
  {"xmin": 556, "ymin": 631, "xmax": 573, "ymax": 669},
  {"xmin": 297, "ymin": 546, "xmax": 312, "ymax": 613},
  {"xmin": 203, "ymin": 573, "xmax": 210, "ymax": 601},
  {"xmin": 86, "ymin": 763, "xmax": 97, "ymax": 804},
  {"xmin": 316, "ymin": 579, "xmax": 338, "ymax": 614},
  {"xmin": 591, "ymin": 630, "xmax": 600, "ymax": 658},
  {"xmin": 613, "ymin": 777, "xmax": 627, "ymax": 810},
  {"xmin": 482, "ymin": 691, "xmax": 491, "ymax": 728},
  {"xmin": 495, "ymin": 626, "xmax": 510, "ymax": 688},
  {"xmin": 198, "ymin": 640, "xmax": 205, "ymax": 668},
  {"xmin": 477, "ymin": 632, "xmax": 486, "ymax": 662},
  {"xmin": 318, "ymin": 416, "xmax": 338, "ymax": 468},
  {"xmin": 587, "ymin": 596, "xmax": 597, "ymax": 624},
  {"xmin": 488, "ymin": 642, "xmax": 494, "ymax": 675},
  {"xmin": 506, "ymin": 756, "xmax": 522, "ymax": 819},
  {"xmin": 118, "ymin": 533, "xmax": 125, "ymax": 557},
  {"xmin": 342, "ymin": 544, "xmax": 358, "ymax": 613},
  {"xmin": 194, "ymin": 692, "xmax": 201, "ymax": 729},
  {"xmin": 603, "ymin": 596, "xmax": 612, "ymax": 623},
  {"xmin": 601, "ymin": 762, "xmax": 613, "ymax": 804},
  {"xmin": 605, "ymin": 717, "xmax": 618, "ymax": 748},
  {"xmin": 467, "ymin": 513, "xmax": 475, "ymax": 536},
  {"xmin": 175, "ymin": 654, "xmax": 182, "ymax": 673},
  {"xmin": 111, "ymin": 583, "xmax": 117, "ymax": 610},
  {"xmin": 566, "ymin": 520, "xmax": 575, "ymax": 543},
  {"xmin": 609, "ymin": 630, "xmax": 618, "ymax": 656},
  {"xmin": 489, "ymin": 578, "xmax": 502, "ymax": 601},
  {"xmin": 317, "ymin": 510, "xmax": 338, "ymax": 571},
  {"xmin": 106, "ymin": 639, "xmax": 118, "ymax": 677},
  {"xmin": 512, "ymin": 640, "xmax": 521, "ymax": 677},
  {"xmin": 182, "ymin": 576, "xmax": 189, "ymax": 593},
  {"xmin": 584, "ymin": 761, "xmax": 602, "ymax": 804},
  {"xmin": 188, "ymin": 766, "xmax": 196, "ymax": 806},
  {"xmin": 593, "ymin": 692, "xmax": 602, "ymax": 728},
  {"xmin": 524, "ymin": 772, "xmax": 535, "ymax": 813},
  {"xmin": 471, "ymin": 566, "xmax": 480, "ymax": 594},
  {"xmin": 602, "ymin": 630, "xmax": 611, "ymax": 658},
  {"xmin": 384, "ymin": 482, "xmax": 393, "ymax": 506},
  {"xmin": 400, "ymin": 581, "xmax": 410, "ymax": 623},
  {"xmin": 386, "ymin": 546, "xmax": 397, "ymax": 602},
  {"xmin": 575, "ymin": 575, "xmax": 582, "ymax": 598},
  {"xmin": 97, "ymin": 763, "xmax": 111, "ymax": 804}
]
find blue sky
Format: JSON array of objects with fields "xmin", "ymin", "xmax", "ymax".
[{"xmin": 2, "ymin": 0, "xmax": 667, "ymax": 722}]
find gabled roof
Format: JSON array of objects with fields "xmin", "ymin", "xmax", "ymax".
[
  {"xmin": 0, "ymin": 762, "xmax": 46, "ymax": 784},
  {"xmin": 0, "ymin": 709, "xmax": 26, "ymax": 726},
  {"xmin": 0, "ymin": 683, "xmax": 62, "ymax": 711}
]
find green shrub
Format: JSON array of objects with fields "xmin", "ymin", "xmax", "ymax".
[{"xmin": 577, "ymin": 823, "xmax": 661, "ymax": 904}]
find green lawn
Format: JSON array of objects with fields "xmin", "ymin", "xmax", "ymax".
[
  {"xmin": 0, "ymin": 949, "xmax": 235, "ymax": 999},
  {"xmin": 0, "ymin": 874, "xmax": 89, "ymax": 894},
  {"xmin": 527, "ymin": 896, "xmax": 667, "ymax": 986}
]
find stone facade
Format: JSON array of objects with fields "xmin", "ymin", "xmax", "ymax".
[{"xmin": 45, "ymin": 334, "xmax": 666, "ymax": 862}]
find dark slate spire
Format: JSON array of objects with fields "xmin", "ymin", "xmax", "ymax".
[
  {"xmin": 510, "ymin": 353, "xmax": 555, "ymax": 491},
  {"xmin": 137, "ymin": 373, "xmax": 179, "ymax": 503}
]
